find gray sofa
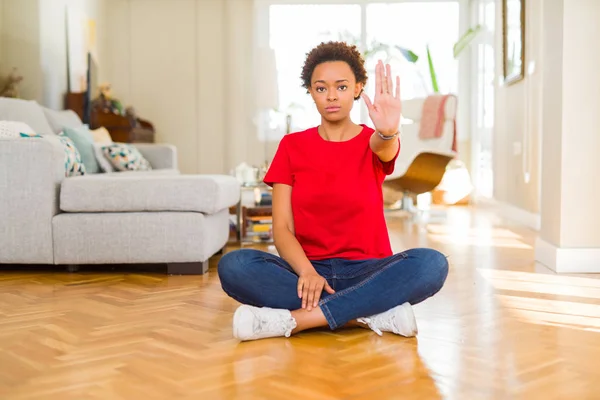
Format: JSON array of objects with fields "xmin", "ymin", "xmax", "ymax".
[{"xmin": 0, "ymin": 98, "xmax": 239, "ymax": 274}]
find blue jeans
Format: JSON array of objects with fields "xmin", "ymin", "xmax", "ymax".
[{"xmin": 218, "ymin": 248, "xmax": 449, "ymax": 330}]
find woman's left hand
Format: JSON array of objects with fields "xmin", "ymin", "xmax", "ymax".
[{"xmin": 361, "ymin": 60, "xmax": 402, "ymax": 136}]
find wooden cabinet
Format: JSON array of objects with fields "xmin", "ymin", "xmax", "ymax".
[
  {"xmin": 90, "ymin": 111, "xmax": 155, "ymax": 143},
  {"xmin": 65, "ymin": 92, "xmax": 155, "ymax": 143}
]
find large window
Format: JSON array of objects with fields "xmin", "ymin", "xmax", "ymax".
[
  {"xmin": 269, "ymin": 4, "xmax": 362, "ymax": 129},
  {"xmin": 264, "ymin": 1, "xmax": 460, "ymax": 133},
  {"xmin": 365, "ymin": 3, "xmax": 459, "ymax": 99}
]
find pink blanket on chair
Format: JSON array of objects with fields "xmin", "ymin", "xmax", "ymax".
[{"xmin": 418, "ymin": 94, "xmax": 457, "ymax": 152}]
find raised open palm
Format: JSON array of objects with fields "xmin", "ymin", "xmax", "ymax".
[{"xmin": 361, "ymin": 60, "xmax": 402, "ymax": 136}]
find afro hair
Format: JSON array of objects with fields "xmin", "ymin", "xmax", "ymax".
[{"xmin": 300, "ymin": 41, "xmax": 367, "ymax": 100}]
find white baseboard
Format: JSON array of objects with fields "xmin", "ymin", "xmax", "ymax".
[
  {"xmin": 477, "ymin": 197, "xmax": 541, "ymax": 231},
  {"xmin": 535, "ymin": 237, "xmax": 600, "ymax": 273}
]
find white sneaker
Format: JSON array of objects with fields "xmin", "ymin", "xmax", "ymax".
[
  {"xmin": 357, "ymin": 302, "xmax": 418, "ymax": 337},
  {"xmin": 233, "ymin": 305, "xmax": 297, "ymax": 341}
]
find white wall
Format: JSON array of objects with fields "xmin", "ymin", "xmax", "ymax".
[
  {"xmin": 0, "ymin": 0, "xmax": 3, "ymax": 63},
  {"xmin": 128, "ymin": 0, "xmax": 199, "ymax": 174},
  {"xmin": 197, "ymin": 0, "xmax": 227, "ymax": 174},
  {"xmin": 539, "ymin": 0, "xmax": 563, "ymax": 245},
  {"xmin": 535, "ymin": 0, "xmax": 600, "ymax": 273},
  {"xmin": 557, "ymin": 0, "xmax": 600, "ymax": 247},
  {"xmin": 38, "ymin": 0, "xmax": 105, "ymax": 110},
  {"xmin": 494, "ymin": 0, "xmax": 600, "ymax": 251},
  {"xmin": 0, "ymin": 0, "xmax": 105, "ymax": 109},
  {"xmin": 493, "ymin": 0, "xmax": 543, "ymax": 214},
  {"xmin": 103, "ymin": 0, "xmax": 258, "ymax": 175},
  {"xmin": 0, "ymin": 0, "xmax": 43, "ymax": 103},
  {"xmin": 456, "ymin": 0, "xmax": 472, "ymax": 173}
]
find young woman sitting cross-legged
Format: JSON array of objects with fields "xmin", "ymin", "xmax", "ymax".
[{"xmin": 218, "ymin": 41, "xmax": 449, "ymax": 341}]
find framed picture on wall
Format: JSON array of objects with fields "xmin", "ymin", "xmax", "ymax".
[{"xmin": 502, "ymin": 0, "xmax": 525, "ymax": 85}]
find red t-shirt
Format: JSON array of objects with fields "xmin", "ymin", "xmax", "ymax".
[{"xmin": 263, "ymin": 124, "xmax": 399, "ymax": 261}]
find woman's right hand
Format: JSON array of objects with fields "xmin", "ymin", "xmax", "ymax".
[{"xmin": 298, "ymin": 272, "xmax": 335, "ymax": 311}]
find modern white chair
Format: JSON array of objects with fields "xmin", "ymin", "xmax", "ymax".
[{"xmin": 384, "ymin": 95, "xmax": 458, "ymax": 210}]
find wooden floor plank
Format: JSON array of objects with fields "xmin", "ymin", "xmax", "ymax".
[{"xmin": 1, "ymin": 206, "xmax": 599, "ymax": 399}]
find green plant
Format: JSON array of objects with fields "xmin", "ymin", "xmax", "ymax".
[
  {"xmin": 426, "ymin": 45, "xmax": 439, "ymax": 93},
  {"xmin": 424, "ymin": 24, "xmax": 483, "ymax": 93},
  {"xmin": 453, "ymin": 24, "xmax": 483, "ymax": 58},
  {"xmin": 397, "ymin": 24, "xmax": 483, "ymax": 93}
]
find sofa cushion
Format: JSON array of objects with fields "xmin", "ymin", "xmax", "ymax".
[
  {"xmin": 104, "ymin": 169, "xmax": 180, "ymax": 177},
  {"xmin": 0, "ymin": 98, "xmax": 55, "ymax": 135},
  {"xmin": 42, "ymin": 107, "xmax": 83, "ymax": 134},
  {"xmin": 52, "ymin": 210, "xmax": 230, "ymax": 264},
  {"xmin": 60, "ymin": 174, "xmax": 240, "ymax": 214}
]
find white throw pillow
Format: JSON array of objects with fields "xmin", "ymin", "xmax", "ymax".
[
  {"xmin": 0, "ymin": 120, "xmax": 36, "ymax": 138},
  {"xmin": 90, "ymin": 126, "xmax": 113, "ymax": 144}
]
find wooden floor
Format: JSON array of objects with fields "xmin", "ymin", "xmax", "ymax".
[{"xmin": 1, "ymin": 206, "xmax": 599, "ymax": 399}]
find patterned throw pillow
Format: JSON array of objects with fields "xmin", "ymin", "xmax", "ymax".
[
  {"xmin": 20, "ymin": 132, "xmax": 86, "ymax": 177},
  {"xmin": 57, "ymin": 134, "xmax": 86, "ymax": 176},
  {"xmin": 101, "ymin": 143, "xmax": 152, "ymax": 171}
]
